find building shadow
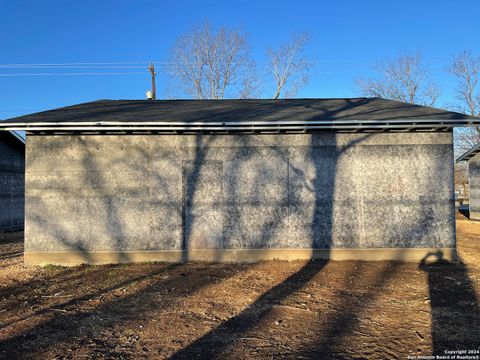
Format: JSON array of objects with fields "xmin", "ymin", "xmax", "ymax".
[
  {"xmin": 457, "ymin": 205, "xmax": 470, "ymax": 219},
  {"xmin": 0, "ymin": 231, "xmax": 23, "ymax": 265},
  {"xmin": 419, "ymin": 252, "xmax": 480, "ymax": 354}
]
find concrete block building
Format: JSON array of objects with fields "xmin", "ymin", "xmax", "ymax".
[
  {"xmin": 457, "ymin": 143, "xmax": 480, "ymax": 220},
  {"xmin": 0, "ymin": 98, "xmax": 476, "ymax": 265},
  {"xmin": 0, "ymin": 131, "xmax": 25, "ymax": 234}
]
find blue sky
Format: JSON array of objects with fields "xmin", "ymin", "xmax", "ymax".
[{"xmin": 0, "ymin": 0, "xmax": 479, "ymax": 119}]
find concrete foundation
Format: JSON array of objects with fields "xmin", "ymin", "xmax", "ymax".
[
  {"xmin": 25, "ymin": 132, "xmax": 455, "ymax": 264},
  {"xmin": 24, "ymin": 248, "xmax": 457, "ymax": 265}
]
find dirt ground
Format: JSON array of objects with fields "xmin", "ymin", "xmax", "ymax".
[{"xmin": 0, "ymin": 214, "xmax": 479, "ymax": 359}]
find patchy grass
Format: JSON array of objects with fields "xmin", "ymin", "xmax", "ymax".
[
  {"xmin": 0, "ymin": 216, "xmax": 478, "ymax": 359},
  {"xmin": 40, "ymin": 263, "xmax": 65, "ymax": 273}
]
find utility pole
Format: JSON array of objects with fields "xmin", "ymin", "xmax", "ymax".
[{"xmin": 147, "ymin": 63, "xmax": 156, "ymax": 100}]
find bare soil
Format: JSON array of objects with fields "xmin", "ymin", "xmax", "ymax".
[{"xmin": 0, "ymin": 215, "xmax": 479, "ymax": 359}]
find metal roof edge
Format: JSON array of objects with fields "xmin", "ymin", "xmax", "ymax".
[
  {"xmin": 9, "ymin": 131, "xmax": 25, "ymax": 144},
  {"xmin": 456, "ymin": 143, "xmax": 480, "ymax": 162},
  {"xmin": 0, "ymin": 118, "xmax": 479, "ymax": 131}
]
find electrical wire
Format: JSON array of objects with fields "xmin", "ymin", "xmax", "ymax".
[{"xmin": 0, "ymin": 72, "xmax": 149, "ymax": 76}]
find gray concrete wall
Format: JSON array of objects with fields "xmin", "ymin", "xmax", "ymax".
[
  {"xmin": 0, "ymin": 133, "xmax": 24, "ymax": 232},
  {"xmin": 468, "ymin": 153, "xmax": 480, "ymax": 220},
  {"xmin": 25, "ymin": 132, "xmax": 455, "ymax": 255}
]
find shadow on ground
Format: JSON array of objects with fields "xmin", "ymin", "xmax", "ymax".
[{"xmin": 420, "ymin": 252, "xmax": 480, "ymax": 354}]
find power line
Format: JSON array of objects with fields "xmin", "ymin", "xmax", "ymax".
[
  {"xmin": 0, "ymin": 72, "xmax": 145, "ymax": 76},
  {"xmin": 0, "ymin": 61, "xmax": 169, "ymax": 67},
  {"xmin": 0, "ymin": 56, "xmax": 455, "ymax": 69},
  {"xmin": 0, "ymin": 58, "xmax": 409, "ymax": 78},
  {"xmin": 0, "ymin": 65, "xmax": 150, "ymax": 69},
  {"xmin": 0, "ymin": 61, "xmax": 176, "ymax": 76},
  {"xmin": 0, "ymin": 60, "xmax": 375, "ymax": 68},
  {"xmin": 0, "ymin": 72, "xmax": 175, "ymax": 77}
]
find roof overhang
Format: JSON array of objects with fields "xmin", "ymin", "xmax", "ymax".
[
  {"xmin": 8, "ymin": 131, "xmax": 25, "ymax": 144},
  {"xmin": 456, "ymin": 143, "xmax": 480, "ymax": 162},
  {"xmin": 1, "ymin": 118, "xmax": 479, "ymax": 134}
]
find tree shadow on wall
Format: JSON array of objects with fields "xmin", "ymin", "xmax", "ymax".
[
  {"xmin": 182, "ymin": 134, "xmax": 216, "ymax": 261},
  {"xmin": 24, "ymin": 136, "xmax": 151, "ymax": 264},
  {"xmin": 297, "ymin": 136, "xmax": 468, "ymax": 358},
  {"xmin": 170, "ymin": 128, "xmax": 469, "ymax": 359},
  {"xmin": 20, "ymin": 98, "xmax": 472, "ymax": 358},
  {"xmin": 170, "ymin": 129, "xmax": 378, "ymax": 359}
]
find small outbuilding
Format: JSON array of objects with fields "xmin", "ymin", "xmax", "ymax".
[
  {"xmin": 456, "ymin": 143, "xmax": 480, "ymax": 220},
  {"xmin": 0, "ymin": 98, "xmax": 476, "ymax": 265},
  {"xmin": 0, "ymin": 131, "xmax": 25, "ymax": 234}
]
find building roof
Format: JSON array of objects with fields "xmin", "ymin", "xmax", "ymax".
[
  {"xmin": 0, "ymin": 131, "xmax": 25, "ymax": 151},
  {"xmin": 0, "ymin": 97, "xmax": 478, "ymax": 134},
  {"xmin": 456, "ymin": 143, "xmax": 480, "ymax": 162},
  {"xmin": 0, "ymin": 119, "xmax": 26, "ymax": 145},
  {"xmin": 7, "ymin": 131, "xmax": 25, "ymax": 144}
]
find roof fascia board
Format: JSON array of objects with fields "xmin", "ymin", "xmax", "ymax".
[
  {"xmin": 0, "ymin": 119, "xmax": 479, "ymax": 131},
  {"xmin": 0, "ymin": 124, "xmax": 459, "ymax": 132},
  {"xmin": 0, "ymin": 118, "xmax": 478, "ymax": 127}
]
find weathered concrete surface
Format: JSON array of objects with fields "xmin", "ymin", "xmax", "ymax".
[
  {"xmin": 0, "ymin": 133, "xmax": 24, "ymax": 232},
  {"xmin": 468, "ymin": 153, "xmax": 480, "ymax": 220},
  {"xmin": 25, "ymin": 132, "xmax": 455, "ymax": 260}
]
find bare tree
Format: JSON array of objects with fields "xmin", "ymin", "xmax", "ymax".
[
  {"xmin": 169, "ymin": 22, "xmax": 255, "ymax": 99},
  {"xmin": 454, "ymin": 128, "xmax": 480, "ymax": 155},
  {"xmin": 450, "ymin": 50, "xmax": 480, "ymax": 117},
  {"xmin": 267, "ymin": 32, "xmax": 311, "ymax": 99},
  {"xmin": 238, "ymin": 61, "xmax": 261, "ymax": 99},
  {"xmin": 357, "ymin": 51, "xmax": 440, "ymax": 106},
  {"xmin": 449, "ymin": 50, "xmax": 480, "ymax": 155}
]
